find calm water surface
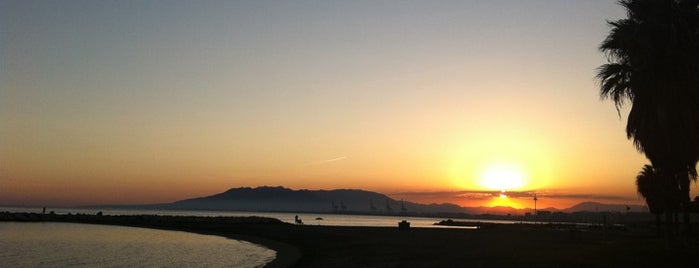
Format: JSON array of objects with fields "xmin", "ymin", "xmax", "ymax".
[
  {"xmin": 0, "ymin": 222, "xmax": 275, "ymax": 268},
  {"xmin": 1, "ymin": 206, "xmax": 515, "ymax": 227}
]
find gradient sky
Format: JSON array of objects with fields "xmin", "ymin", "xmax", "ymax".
[{"xmin": 2, "ymin": 0, "xmax": 689, "ymax": 209}]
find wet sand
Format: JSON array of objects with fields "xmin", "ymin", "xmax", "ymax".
[{"xmin": 2, "ymin": 212, "xmax": 697, "ymax": 267}]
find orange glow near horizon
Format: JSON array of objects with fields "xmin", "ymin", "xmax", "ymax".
[
  {"xmin": 445, "ymin": 122, "xmax": 558, "ymax": 195},
  {"xmin": 486, "ymin": 193, "xmax": 525, "ymax": 209}
]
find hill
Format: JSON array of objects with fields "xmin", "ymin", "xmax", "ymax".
[{"xmin": 149, "ymin": 186, "xmax": 467, "ymax": 215}]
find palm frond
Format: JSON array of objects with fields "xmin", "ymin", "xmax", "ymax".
[
  {"xmin": 596, "ymin": 63, "xmax": 633, "ymax": 110},
  {"xmin": 635, "ymin": 164, "xmax": 656, "ymax": 198}
]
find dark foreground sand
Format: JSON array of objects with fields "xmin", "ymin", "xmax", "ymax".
[{"xmin": 2, "ymin": 212, "xmax": 698, "ymax": 267}]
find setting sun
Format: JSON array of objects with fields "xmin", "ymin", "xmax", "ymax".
[
  {"xmin": 479, "ymin": 163, "xmax": 527, "ymax": 191},
  {"xmin": 487, "ymin": 193, "xmax": 525, "ymax": 208}
]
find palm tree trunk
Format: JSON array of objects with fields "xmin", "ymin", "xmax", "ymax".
[
  {"xmin": 680, "ymin": 176, "xmax": 691, "ymax": 236},
  {"xmin": 674, "ymin": 212, "xmax": 680, "ymax": 235},
  {"xmin": 663, "ymin": 173, "xmax": 676, "ymax": 243},
  {"xmin": 665, "ymin": 210, "xmax": 674, "ymax": 242}
]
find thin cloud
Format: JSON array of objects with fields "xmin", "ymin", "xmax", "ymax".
[
  {"xmin": 540, "ymin": 193, "xmax": 638, "ymax": 201},
  {"xmin": 390, "ymin": 190, "xmax": 637, "ymax": 201},
  {"xmin": 392, "ymin": 190, "xmax": 513, "ymax": 200}
]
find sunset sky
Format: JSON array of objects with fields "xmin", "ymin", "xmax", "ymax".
[{"xmin": 2, "ymin": 1, "xmax": 691, "ymax": 209}]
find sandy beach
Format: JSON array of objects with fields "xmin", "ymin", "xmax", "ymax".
[
  {"xmin": 229, "ymin": 222, "xmax": 698, "ymax": 267},
  {"xmin": 2, "ymin": 212, "xmax": 698, "ymax": 267}
]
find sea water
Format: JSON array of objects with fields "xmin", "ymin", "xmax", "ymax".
[
  {"xmin": 1, "ymin": 206, "xmax": 516, "ymax": 227},
  {"xmin": 0, "ymin": 222, "xmax": 275, "ymax": 268}
]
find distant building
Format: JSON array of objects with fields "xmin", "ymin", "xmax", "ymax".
[{"xmin": 537, "ymin": 210, "xmax": 552, "ymax": 216}]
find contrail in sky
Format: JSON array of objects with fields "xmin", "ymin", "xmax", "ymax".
[{"xmin": 309, "ymin": 156, "xmax": 347, "ymax": 165}]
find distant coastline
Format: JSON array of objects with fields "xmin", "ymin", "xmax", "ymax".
[{"xmin": 1, "ymin": 203, "xmax": 659, "ymax": 227}]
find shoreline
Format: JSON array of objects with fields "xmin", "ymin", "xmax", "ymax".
[
  {"xmin": 172, "ymin": 228, "xmax": 301, "ymax": 268},
  {"xmin": 3, "ymin": 212, "xmax": 699, "ymax": 267}
]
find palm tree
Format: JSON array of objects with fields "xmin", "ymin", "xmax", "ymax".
[
  {"xmin": 597, "ymin": 0, "xmax": 699, "ymax": 239},
  {"xmin": 636, "ymin": 165, "xmax": 664, "ymax": 235}
]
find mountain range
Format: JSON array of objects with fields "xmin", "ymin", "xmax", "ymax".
[{"xmin": 135, "ymin": 186, "xmax": 648, "ymax": 215}]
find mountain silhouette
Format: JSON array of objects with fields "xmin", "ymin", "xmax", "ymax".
[
  {"xmin": 121, "ymin": 186, "xmax": 648, "ymax": 215},
  {"xmin": 153, "ymin": 186, "xmax": 465, "ymax": 214},
  {"xmin": 562, "ymin": 201, "xmax": 646, "ymax": 213}
]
